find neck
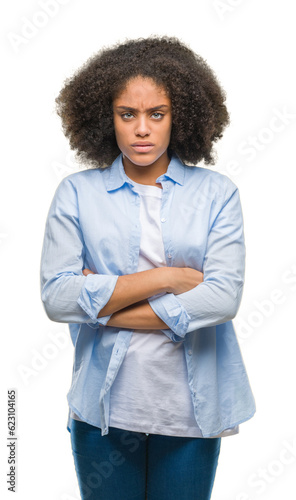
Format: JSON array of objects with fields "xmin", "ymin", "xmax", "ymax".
[{"xmin": 122, "ymin": 152, "xmax": 170, "ymax": 187}]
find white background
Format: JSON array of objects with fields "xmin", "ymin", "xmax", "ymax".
[{"xmin": 1, "ymin": 1, "xmax": 296, "ymax": 499}]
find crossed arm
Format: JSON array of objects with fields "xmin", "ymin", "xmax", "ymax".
[
  {"xmin": 82, "ymin": 267, "xmax": 204, "ymax": 330},
  {"xmin": 41, "ymin": 177, "xmax": 244, "ymax": 338}
]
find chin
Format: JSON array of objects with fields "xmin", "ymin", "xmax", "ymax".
[
  {"xmin": 125, "ymin": 154, "xmax": 157, "ymax": 167},
  {"xmin": 128, "ymin": 150, "xmax": 167, "ymax": 167},
  {"xmin": 133, "ymin": 159, "xmax": 156, "ymax": 167}
]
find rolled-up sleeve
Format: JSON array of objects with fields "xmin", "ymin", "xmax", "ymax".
[
  {"xmin": 148, "ymin": 181, "xmax": 245, "ymax": 342},
  {"xmin": 40, "ymin": 177, "xmax": 118, "ymax": 325}
]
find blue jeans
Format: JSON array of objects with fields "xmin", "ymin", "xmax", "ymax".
[{"xmin": 70, "ymin": 419, "xmax": 221, "ymax": 500}]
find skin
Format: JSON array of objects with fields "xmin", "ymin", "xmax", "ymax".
[
  {"xmin": 83, "ymin": 76, "xmax": 203, "ymax": 330},
  {"xmin": 112, "ymin": 76, "xmax": 172, "ymax": 187}
]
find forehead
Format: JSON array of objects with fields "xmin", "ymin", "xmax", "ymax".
[{"xmin": 113, "ymin": 76, "xmax": 170, "ymax": 105}]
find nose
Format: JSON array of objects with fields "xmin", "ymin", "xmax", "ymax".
[{"xmin": 135, "ymin": 115, "xmax": 150, "ymax": 137}]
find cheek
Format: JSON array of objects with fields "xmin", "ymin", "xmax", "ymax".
[
  {"xmin": 114, "ymin": 127, "xmax": 130, "ymax": 155},
  {"xmin": 163, "ymin": 115, "xmax": 172, "ymax": 138},
  {"xmin": 164, "ymin": 124, "xmax": 172, "ymax": 143},
  {"xmin": 113, "ymin": 121, "xmax": 125, "ymax": 145}
]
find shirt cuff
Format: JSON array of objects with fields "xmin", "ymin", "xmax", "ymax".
[
  {"xmin": 148, "ymin": 293, "xmax": 190, "ymax": 342},
  {"xmin": 77, "ymin": 274, "xmax": 118, "ymax": 327},
  {"xmin": 86, "ymin": 314, "xmax": 112, "ymax": 329}
]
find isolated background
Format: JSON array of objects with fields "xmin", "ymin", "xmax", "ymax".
[{"xmin": 1, "ymin": 1, "xmax": 296, "ymax": 499}]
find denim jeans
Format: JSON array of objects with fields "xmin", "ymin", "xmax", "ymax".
[{"xmin": 70, "ymin": 419, "xmax": 221, "ymax": 500}]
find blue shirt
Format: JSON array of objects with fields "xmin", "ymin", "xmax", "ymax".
[{"xmin": 40, "ymin": 153, "xmax": 256, "ymax": 437}]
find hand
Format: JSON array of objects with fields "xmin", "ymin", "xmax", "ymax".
[
  {"xmin": 167, "ymin": 267, "xmax": 203, "ymax": 295},
  {"xmin": 83, "ymin": 268, "xmax": 95, "ymax": 276}
]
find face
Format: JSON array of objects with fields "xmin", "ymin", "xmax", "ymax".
[{"xmin": 113, "ymin": 76, "xmax": 172, "ymax": 178}]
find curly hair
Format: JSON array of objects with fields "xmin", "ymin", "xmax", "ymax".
[{"xmin": 55, "ymin": 36, "xmax": 230, "ymax": 168}]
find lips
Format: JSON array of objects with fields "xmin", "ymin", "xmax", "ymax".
[{"xmin": 131, "ymin": 142, "xmax": 154, "ymax": 153}]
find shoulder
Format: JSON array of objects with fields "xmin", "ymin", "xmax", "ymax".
[
  {"xmin": 183, "ymin": 163, "xmax": 238, "ymax": 200},
  {"xmin": 60, "ymin": 167, "xmax": 106, "ymax": 186},
  {"xmin": 49, "ymin": 168, "xmax": 110, "ymax": 211},
  {"xmin": 54, "ymin": 167, "xmax": 109, "ymax": 195}
]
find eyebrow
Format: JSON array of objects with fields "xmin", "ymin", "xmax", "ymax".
[{"xmin": 115, "ymin": 105, "xmax": 170, "ymax": 112}]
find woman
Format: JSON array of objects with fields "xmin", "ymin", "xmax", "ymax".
[{"xmin": 40, "ymin": 36, "xmax": 256, "ymax": 500}]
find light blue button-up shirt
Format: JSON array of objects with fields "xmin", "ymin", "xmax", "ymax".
[{"xmin": 40, "ymin": 153, "xmax": 256, "ymax": 437}]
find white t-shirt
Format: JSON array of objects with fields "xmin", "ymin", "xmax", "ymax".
[{"xmin": 72, "ymin": 179, "xmax": 238, "ymax": 438}]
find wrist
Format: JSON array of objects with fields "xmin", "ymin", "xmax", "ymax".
[{"xmin": 158, "ymin": 267, "xmax": 173, "ymax": 294}]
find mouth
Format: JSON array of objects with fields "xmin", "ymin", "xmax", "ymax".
[{"xmin": 131, "ymin": 142, "xmax": 154, "ymax": 153}]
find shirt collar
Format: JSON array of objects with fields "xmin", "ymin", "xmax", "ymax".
[
  {"xmin": 105, "ymin": 154, "xmax": 131, "ymax": 192},
  {"xmin": 106, "ymin": 152, "xmax": 185, "ymax": 192},
  {"xmin": 159, "ymin": 153, "xmax": 185, "ymax": 186}
]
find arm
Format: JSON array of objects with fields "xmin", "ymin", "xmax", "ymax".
[
  {"xmin": 40, "ymin": 177, "xmax": 203, "ymax": 325},
  {"xmin": 82, "ymin": 267, "xmax": 203, "ymax": 318},
  {"xmin": 147, "ymin": 181, "xmax": 246, "ymax": 342},
  {"xmin": 40, "ymin": 177, "xmax": 117, "ymax": 325},
  {"xmin": 106, "ymin": 300, "xmax": 168, "ymax": 329}
]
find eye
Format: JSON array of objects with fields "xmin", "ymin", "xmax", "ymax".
[
  {"xmin": 151, "ymin": 112, "xmax": 164, "ymax": 119},
  {"xmin": 121, "ymin": 112, "xmax": 134, "ymax": 120}
]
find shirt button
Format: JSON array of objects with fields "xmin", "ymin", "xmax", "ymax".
[
  {"xmin": 188, "ymin": 350, "xmax": 192, "ymax": 356},
  {"xmin": 161, "ymin": 218, "xmax": 166, "ymax": 223}
]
